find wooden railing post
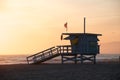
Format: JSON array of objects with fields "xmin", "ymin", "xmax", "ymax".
[
  {"xmin": 67, "ymin": 46, "xmax": 68, "ymax": 53},
  {"xmin": 59, "ymin": 46, "xmax": 61, "ymax": 54},
  {"xmin": 63, "ymin": 46, "xmax": 64, "ymax": 53},
  {"xmin": 50, "ymin": 49, "xmax": 52, "ymax": 55},
  {"xmin": 26, "ymin": 57, "xmax": 29, "ymax": 64},
  {"xmin": 56, "ymin": 48, "xmax": 59, "ymax": 54}
]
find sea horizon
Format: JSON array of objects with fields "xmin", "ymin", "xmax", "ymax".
[{"xmin": 0, "ymin": 53, "xmax": 119, "ymax": 65}]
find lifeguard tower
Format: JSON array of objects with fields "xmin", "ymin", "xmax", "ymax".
[
  {"xmin": 60, "ymin": 33, "xmax": 101, "ymax": 64},
  {"xmin": 26, "ymin": 17, "xmax": 102, "ymax": 64}
]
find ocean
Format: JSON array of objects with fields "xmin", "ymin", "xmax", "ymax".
[{"xmin": 0, "ymin": 54, "xmax": 120, "ymax": 65}]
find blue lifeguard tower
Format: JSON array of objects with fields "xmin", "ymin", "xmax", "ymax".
[
  {"xmin": 60, "ymin": 33, "xmax": 101, "ymax": 64},
  {"xmin": 27, "ymin": 17, "xmax": 102, "ymax": 64}
]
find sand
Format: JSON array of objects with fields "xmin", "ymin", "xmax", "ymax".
[{"xmin": 0, "ymin": 62, "xmax": 120, "ymax": 80}]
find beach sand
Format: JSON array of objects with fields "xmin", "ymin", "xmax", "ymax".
[{"xmin": 0, "ymin": 62, "xmax": 120, "ymax": 80}]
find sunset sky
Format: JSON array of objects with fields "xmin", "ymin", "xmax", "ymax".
[{"xmin": 0, "ymin": 0, "xmax": 120, "ymax": 55}]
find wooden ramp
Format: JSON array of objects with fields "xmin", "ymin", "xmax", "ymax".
[
  {"xmin": 26, "ymin": 45, "xmax": 72, "ymax": 64},
  {"xmin": 26, "ymin": 46, "xmax": 61, "ymax": 64}
]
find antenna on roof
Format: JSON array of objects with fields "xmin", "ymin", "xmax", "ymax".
[{"xmin": 84, "ymin": 17, "xmax": 86, "ymax": 34}]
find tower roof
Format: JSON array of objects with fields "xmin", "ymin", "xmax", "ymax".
[{"xmin": 62, "ymin": 33, "xmax": 102, "ymax": 36}]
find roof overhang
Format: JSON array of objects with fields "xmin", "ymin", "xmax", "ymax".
[{"xmin": 62, "ymin": 33, "xmax": 102, "ymax": 36}]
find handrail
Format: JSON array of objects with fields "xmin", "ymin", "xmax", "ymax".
[
  {"xmin": 26, "ymin": 46, "xmax": 59, "ymax": 64},
  {"xmin": 57, "ymin": 45, "xmax": 71, "ymax": 47},
  {"xmin": 27, "ymin": 46, "xmax": 55, "ymax": 58}
]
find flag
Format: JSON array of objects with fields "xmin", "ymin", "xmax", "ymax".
[
  {"xmin": 64, "ymin": 22, "xmax": 67, "ymax": 28},
  {"xmin": 64, "ymin": 22, "xmax": 68, "ymax": 32}
]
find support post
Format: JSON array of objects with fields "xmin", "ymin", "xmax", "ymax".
[
  {"xmin": 81, "ymin": 54, "xmax": 83, "ymax": 64},
  {"xmin": 75, "ymin": 54, "xmax": 77, "ymax": 64},
  {"xmin": 61, "ymin": 55, "xmax": 63, "ymax": 64},
  {"xmin": 119, "ymin": 56, "xmax": 120, "ymax": 63},
  {"xmin": 93, "ymin": 55, "xmax": 96, "ymax": 64}
]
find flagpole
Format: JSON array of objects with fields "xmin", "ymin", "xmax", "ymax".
[
  {"xmin": 84, "ymin": 17, "xmax": 86, "ymax": 34},
  {"xmin": 66, "ymin": 27, "xmax": 68, "ymax": 33}
]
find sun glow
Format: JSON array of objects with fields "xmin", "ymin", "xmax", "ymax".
[{"xmin": 0, "ymin": 0, "xmax": 120, "ymax": 55}]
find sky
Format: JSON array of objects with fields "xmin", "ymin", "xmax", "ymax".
[{"xmin": 0, "ymin": 0, "xmax": 120, "ymax": 55}]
